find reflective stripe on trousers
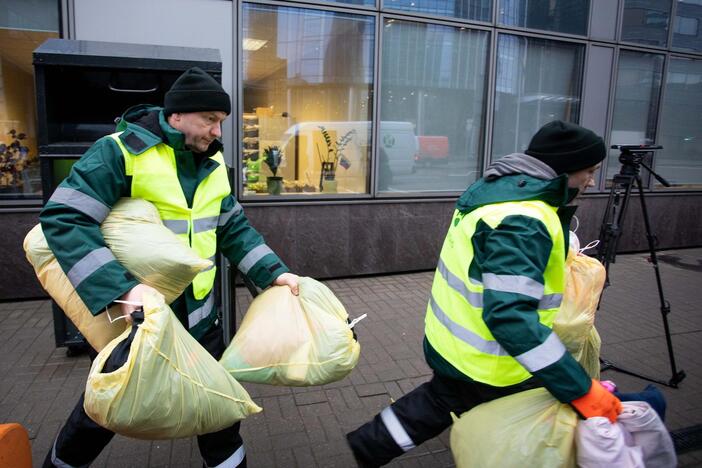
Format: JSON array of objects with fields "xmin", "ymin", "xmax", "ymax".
[
  {"xmin": 380, "ymin": 407, "xmax": 415, "ymax": 452},
  {"xmin": 207, "ymin": 445, "xmax": 245, "ymax": 468},
  {"xmin": 51, "ymin": 437, "xmax": 87, "ymax": 468}
]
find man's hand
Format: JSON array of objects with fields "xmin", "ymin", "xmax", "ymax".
[
  {"xmin": 273, "ymin": 272, "xmax": 300, "ymax": 296},
  {"xmin": 119, "ymin": 284, "xmax": 158, "ymax": 324}
]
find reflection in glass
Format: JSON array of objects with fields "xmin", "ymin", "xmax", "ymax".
[
  {"xmin": 0, "ymin": 0, "xmax": 59, "ymax": 200},
  {"xmin": 607, "ymin": 51, "xmax": 664, "ymax": 182},
  {"xmin": 324, "ymin": 0, "xmax": 375, "ymax": 6},
  {"xmin": 384, "ymin": 0, "xmax": 491, "ymax": 22},
  {"xmin": 378, "ymin": 20, "xmax": 489, "ymax": 193},
  {"xmin": 621, "ymin": 0, "xmax": 672, "ymax": 47},
  {"xmin": 242, "ymin": 4, "xmax": 374, "ymax": 196},
  {"xmin": 673, "ymin": 0, "xmax": 702, "ymax": 52},
  {"xmin": 492, "ymin": 35, "xmax": 584, "ymax": 161},
  {"xmin": 656, "ymin": 57, "xmax": 702, "ymax": 188},
  {"xmin": 498, "ymin": 0, "xmax": 589, "ymax": 35}
]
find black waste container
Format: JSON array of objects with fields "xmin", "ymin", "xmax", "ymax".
[{"xmin": 33, "ymin": 38, "xmax": 223, "ymax": 353}]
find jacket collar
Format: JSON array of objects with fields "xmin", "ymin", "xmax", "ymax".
[{"xmin": 116, "ymin": 105, "xmax": 223, "ymax": 158}]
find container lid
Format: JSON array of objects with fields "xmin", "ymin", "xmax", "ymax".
[{"xmin": 33, "ymin": 38, "xmax": 221, "ymax": 72}]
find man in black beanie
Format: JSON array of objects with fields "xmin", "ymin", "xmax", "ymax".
[
  {"xmin": 347, "ymin": 120, "xmax": 616, "ymax": 467},
  {"xmin": 41, "ymin": 67, "xmax": 299, "ymax": 468}
]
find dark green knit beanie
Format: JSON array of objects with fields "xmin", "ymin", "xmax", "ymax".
[
  {"xmin": 164, "ymin": 67, "xmax": 231, "ymax": 115},
  {"xmin": 525, "ymin": 120, "xmax": 606, "ymax": 174}
]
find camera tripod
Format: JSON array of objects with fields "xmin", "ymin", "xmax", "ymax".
[{"xmin": 596, "ymin": 145, "xmax": 686, "ymax": 388}]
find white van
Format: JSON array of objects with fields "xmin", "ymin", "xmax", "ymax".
[{"xmin": 279, "ymin": 121, "xmax": 418, "ymax": 184}]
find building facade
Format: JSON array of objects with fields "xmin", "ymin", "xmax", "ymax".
[{"xmin": 2, "ymin": 0, "xmax": 701, "ymax": 300}]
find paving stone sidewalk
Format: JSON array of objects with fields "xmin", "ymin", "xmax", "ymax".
[{"xmin": 1, "ymin": 248, "xmax": 701, "ymax": 467}]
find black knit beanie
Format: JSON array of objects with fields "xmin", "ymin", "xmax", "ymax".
[
  {"xmin": 164, "ymin": 67, "xmax": 231, "ymax": 115},
  {"xmin": 525, "ymin": 120, "xmax": 606, "ymax": 174}
]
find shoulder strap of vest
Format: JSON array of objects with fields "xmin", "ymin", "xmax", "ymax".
[
  {"xmin": 111, "ymin": 126, "xmax": 161, "ymax": 156},
  {"xmin": 108, "ymin": 132, "xmax": 134, "ymax": 176}
]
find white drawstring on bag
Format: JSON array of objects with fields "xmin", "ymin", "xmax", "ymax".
[
  {"xmin": 348, "ymin": 314, "xmax": 367, "ymax": 329},
  {"xmin": 106, "ymin": 300, "xmax": 143, "ymax": 323},
  {"xmin": 570, "ymin": 215, "xmax": 601, "ymax": 255}
]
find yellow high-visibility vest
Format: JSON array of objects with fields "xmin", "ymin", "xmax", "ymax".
[
  {"xmin": 425, "ymin": 200, "xmax": 566, "ymax": 386},
  {"xmin": 110, "ymin": 133, "xmax": 230, "ymax": 300}
]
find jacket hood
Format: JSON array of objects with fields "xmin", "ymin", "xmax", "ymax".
[
  {"xmin": 457, "ymin": 153, "xmax": 578, "ymax": 213},
  {"xmin": 484, "ymin": 153, "xmax": 557, "ymax": 181},
  {"xmin": 115, "ymin": 104, "xmax": 223, "ymax": 157}
]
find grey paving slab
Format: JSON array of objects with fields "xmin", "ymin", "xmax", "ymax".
[{"xmin": 0, "ymin": 248, "xmax": 700, "ymax": 467}]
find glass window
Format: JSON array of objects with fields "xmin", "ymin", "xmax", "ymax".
[
  {"xmin": 498, "ymin": 0, "xmax": 589, "ymax": 36},
  {"xmin": 326, "ymin": 0, "xmax": 375, "ymax": 5},
  {"xmin": 655, "ymin": 57, "xmax": 702, "ymax": 188},
  {"xmin": 607, "ymin": 51, "xmax": 664, "ymax": 183},
  {"xmin": 383, "ymin": 0, "xmax": 491, "ymax": 22},
  {"xmin": 378, "ymin": 20, "xmax": 489, "ymax": 194},
  {"xmin": 492, "ymin": 35, "xmax": 584, "ymax": 160},
  {"xmin": 621, "ymin": 0, "xmax": 672, "ymax": 47},
  {"xmin": 241, "ymin": 4, "xmax": 374, "ymax": 197},
  {"xmin": 672, "ymin": 0, "xmax": 702, "ymax": 52},
  {"xmin": 0, "ymin": 0, "xmax": 59, "ymax": 201}
]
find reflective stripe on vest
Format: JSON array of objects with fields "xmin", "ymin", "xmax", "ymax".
[
  {"xmin": 109, "ymin": 133, "xmax": 231, "ymax": 328},
  {"xmin": 425, "ymin": 201, "xmax": 567, "ymax": 387}
]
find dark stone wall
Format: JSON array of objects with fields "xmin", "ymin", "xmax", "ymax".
[
  {"xmin": 3, "ymin": 192, "xmax": 701, "ymax": 300},
  {"xmin": 243, "ymin": 193, "xmax": 702, "ymax": 280},
  {"xmin": 0, "ymin": 210, "xmax": 45, "ymax": 301},
  {"xmin": 242, "ymin": 201, "xmax": 455, "ymax": 279}
]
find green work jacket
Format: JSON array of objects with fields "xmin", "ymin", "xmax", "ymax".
[
  {"xmin": 40, "ymin": 105, "xmax": 288, "ymax": 339},
  {"xmin": 424, "ymin": 153, "xmax": 592, "ymax": 403}
]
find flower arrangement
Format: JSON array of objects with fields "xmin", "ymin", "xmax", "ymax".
[
  {"xmin": 263, "ymin": 145, "xmax": 283, "ymax": 177},
  {"xmin": 0, "ymin": 130, "xmax": 30, "ymax": 189},
  {"xmin": 317, "ymin": 126, "xmax": 355, "ymax": 174}
]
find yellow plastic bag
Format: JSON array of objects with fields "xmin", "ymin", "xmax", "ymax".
[
  {"xmin": 84, "ymin": 290, "xmax": 261, "ymax": 440},
  {"xmin": 23, "ymin": 224, "xmax": 127, "ymax": 351},
  {"xmin": 451, "ymin": 388, "xmax": 578, "ymax": 468},
  {"xmin": 101, "ymin": 198, "xmax": 212, "ymax": 304},
  {"xmin": 23, "ymin": 198, "xmax": 211, "ymax": 351},
  {"xmin": 220, "ymin": 277, "xmax": 360, "ymax": 386},
  {"xmin": 553, "ymin": 248, "xmax": 606, "ymax": 378},
  {"xmin": 450, "ymin": 249, "xmax": 606, "ymax": 467}
]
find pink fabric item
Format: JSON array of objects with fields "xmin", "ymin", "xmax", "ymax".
[{"xmin": 600, "ymin": 380, "xmax": 617, "ymax": 393}]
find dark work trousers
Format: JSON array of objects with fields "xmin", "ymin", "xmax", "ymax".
[
  {"xmin": 346, "ymin": 372, "xmax": 542, "ymax": 467},
  {"xmin": 43, "ymin": 324, "xmax": 246, "ymax": 468}
]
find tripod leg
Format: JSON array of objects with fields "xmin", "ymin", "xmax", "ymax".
[
  {"xmin": 634, "ymin": 176, "xmax": 686, "ymax": 387},
  {"xmin": 596, "ymin": 172, "xmax": 685, "ymax": 388}
]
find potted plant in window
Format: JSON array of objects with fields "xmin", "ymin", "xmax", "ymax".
[
  {"xmin": 317, "ymin": 126, "xmax": 355, "ymax": 193},
  {"xmin": 263, "ymin": 145, "xmax": 284, "ymax": 195},
  {"xmin": 0, "ymin": 130, "xmax": 30, "ymax": 194}
]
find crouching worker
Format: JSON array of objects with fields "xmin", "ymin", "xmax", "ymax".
[
  {"xmin": 41, "ymin": 67, "xmax": 299, "ymax": 468},
  {"xmin": 346, "ymin": 121, "xmax": 621, "ymax": 467}
]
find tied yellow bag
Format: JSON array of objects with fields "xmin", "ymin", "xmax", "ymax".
[
  {"xmin": 450, "ymin": 388, "xmax": 578, "ymax": 468},
  {"xmin": 553, "ymin": 248, "xmax": 606, "ymax": 378},
  {"xmin": 450, "ymin": 248, "xmax": 607, "ymax": 467},
  {"xmin": 84, "ymin": 290, "xmax": 261, "ymax": 440},
  {"xmin": 23, "ymin": 198, "xmax": 212, "ymax": 351},
  {"xmin": 23, "ymin": 224, "xmax": 127, "ymax": 351},
  {"xmin": 220, "ymin": 277, "xmax": 360, "ymax": 386},
  {"xmin": 100, "ymin": 198, "xmax": 212, "ymax": 304}
]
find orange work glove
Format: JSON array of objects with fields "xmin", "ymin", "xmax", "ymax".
[{"xmin": 570, "ymin": 379, "xmax": 622, "ymax": 423}]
